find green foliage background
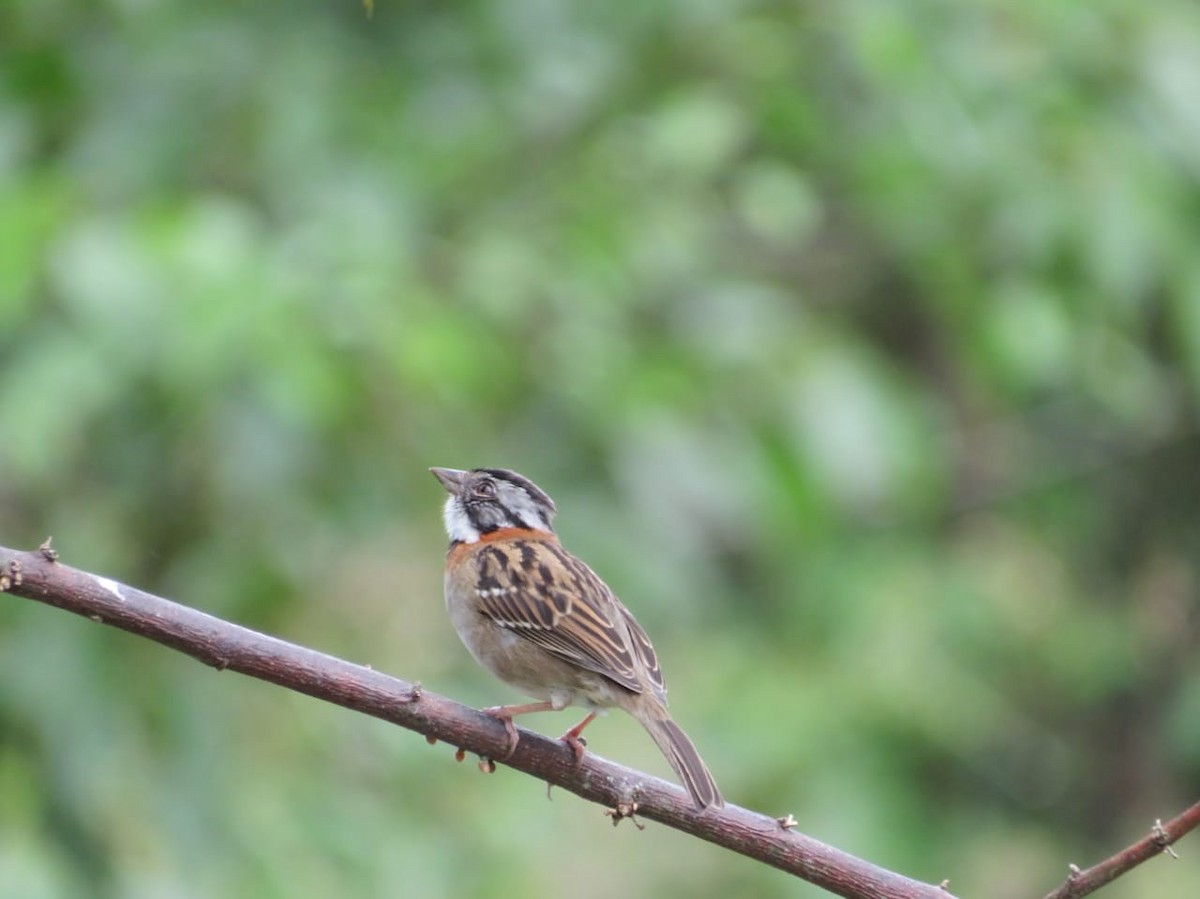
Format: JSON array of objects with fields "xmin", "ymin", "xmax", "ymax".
[{"xmin": 3, "ymin": 1, "xmax": 1200, "ymax": 896}]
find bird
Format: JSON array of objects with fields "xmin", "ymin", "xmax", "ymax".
[{"xmin": 430, "ymin": 466, "xmax": 723, "ymax": 810}]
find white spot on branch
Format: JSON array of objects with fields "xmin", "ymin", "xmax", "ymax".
[{"xmin": 95, "ymin": 576, "xmax": 124, "ymax": 599}]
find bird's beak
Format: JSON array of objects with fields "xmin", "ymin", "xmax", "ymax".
[{"xmin": 430, "ymin": 467, "xmax": 467, "ymax": 493}]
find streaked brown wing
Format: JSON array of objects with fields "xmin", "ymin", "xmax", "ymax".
[
  {"xmin": 619, "ymin": 606, "xmax": 667, "ymax": 703},
  {"xmin": 473, "ymin": 539, "xmax": 644, "ymax": 694}
]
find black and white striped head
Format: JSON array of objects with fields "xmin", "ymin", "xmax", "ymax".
[{"xmin": 430, "ymin": 467, "xmax": 557, "ymax": 543}]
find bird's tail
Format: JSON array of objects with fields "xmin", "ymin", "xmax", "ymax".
[{"xmin": 638, "ymin": 709, "xmax": 723, "ymax": 810}]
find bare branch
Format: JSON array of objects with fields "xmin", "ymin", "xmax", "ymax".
[
  {"xmin": 0, "ymin": 543, "xmax": 955, "ymax": 899},
  {"xmin": 1043, "ymin": 801, "xmax": 1200, "ymax": 899}
]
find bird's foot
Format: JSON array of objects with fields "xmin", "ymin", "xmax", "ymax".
[
  {"xmin": 482, "ymin": 707, "xmax": 521, "ymax": 758},
  {"xmin": 478, "ymin": 700, "xmax": 556, "ymax": 758},
  {"xmin": 559, "ymin": 712, "xmax": 597, "ymax": 764},
  {"xmin": 561, "ymin": 733, "xmax": 588, "ymax": 764}
]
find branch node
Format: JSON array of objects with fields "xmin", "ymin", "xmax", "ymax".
[
  {"xmin": 1153, "ymin": 819, "xmax": 1179, "ymax": 859},
  {"xmin": 425, "ymin": 734, "xmax": 438, "ymax": 746},
  {"xmin": 604, "ymin": 801, "xmax": 644, "ymax": 830},
  {"xmin": 408, "ymin": 681, "xmax": 423, "ymax": 702},
  {"xmin": 39, "ymin": 537, "xmax": 59, "ymax": 562},
  {"xmin": 0, "ymin": 558, "xmax": 22, "ymax": 591}
]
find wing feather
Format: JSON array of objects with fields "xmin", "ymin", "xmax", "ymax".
[
  {"xmin": 620, "ymin": 607, "xmax": 667, "ymax": 702},
  {"xmin": 474, "ymin": 540, "xmax": 644, "ymax": 694}
]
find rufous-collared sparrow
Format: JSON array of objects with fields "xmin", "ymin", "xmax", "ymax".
[{"xmin": 431, "ymin": 466, "xmax": 723, "ymax": 810}]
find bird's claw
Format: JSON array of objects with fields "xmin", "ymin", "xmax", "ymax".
[
  {"xmin": 558, "ymin": 711, "xmax": 595, "ymax": 764},
  {"xmin": 482, "ymin": 707, "xmax": 521, "ymax": 758},
  {"xmin": 561, "ymin": 733, "xmax": 588, "ymax": 764}
]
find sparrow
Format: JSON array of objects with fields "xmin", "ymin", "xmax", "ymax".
[{"xmin": 431, "ymin": 466, "xmax": 723, "ymax": 810}]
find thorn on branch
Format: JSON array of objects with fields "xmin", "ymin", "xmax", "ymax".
[
  {"xmin": 39, "ymin": 537, "xmax": 59, "ymax": 562},
  {"xmin": 777, "ymin": 814, "xmax": 798, "ymax": 830},
  {"xmin": 408, "ymin": 681, "xmax": 423, "ymax": 702},
  {"xmin": 425, "ymin": 734, "xmax": 438, "ymax": 746},
  {"xmin": 454, "ymin": 747, "xmax": 466, "ymax": 763},
  {"xmin": 1153, "ymin": 819, "xmax": 1180, "ymax": 859},
  {"xmin": 1068, "ymin": 863, "xmax": 1082, "ymax": 877},
  {"xmin": 939, "ymin": 880, "xmax": 952, "ymax": 891},
  {"xmin": 604, "ymin": 801, "xmax": 644, "ymax": 830},
  {"xmin": 478, "ymin": 757, "xmax": 496, "ymax": 774}
]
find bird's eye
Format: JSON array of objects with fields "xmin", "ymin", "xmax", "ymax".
[{"xmin": 474, "ymin": 480, "xmax": 496, "ymax": 499}]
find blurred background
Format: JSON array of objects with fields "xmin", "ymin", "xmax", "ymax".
[{"xmin": 2, "ymin": 1, "xmax": 1199, "ymax": 897}]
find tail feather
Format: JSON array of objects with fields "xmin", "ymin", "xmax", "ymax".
[{"xmin": 640, "ymin": 713, "xmax": 723, "ymax": 810}]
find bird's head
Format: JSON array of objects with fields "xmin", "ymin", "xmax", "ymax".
[{"xmin": 430, "ymin": 467, "xmax": 557, "ymax": 544}]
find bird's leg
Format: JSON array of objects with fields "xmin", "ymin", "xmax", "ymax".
[
  {"xmin": 482, "ymin": 701, "xmax": 555, "ymax": 757},
  {"xmin": 559, "ymin": 712, "xmax": 597, "ymax": 764}
]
